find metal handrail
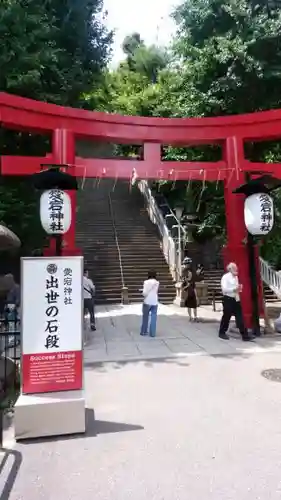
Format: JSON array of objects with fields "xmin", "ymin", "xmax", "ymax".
[
  {"xmin": 260, "ymin": 256, "xmax": 281, "ymax": 299},
  {"xmin": 156, "ymin": 193, "xmax": 187, "ymax": 240},
  {"xmin": 108, "ymin": 192, "xmax": 126, "ymax": 289},
  {"xmin": 138, "ymin": 180, "xmax": 178, "ymax": 280}
]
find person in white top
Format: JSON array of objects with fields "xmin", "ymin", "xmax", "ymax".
[
  {"xmin": 83, "ymin": 269, "xmax": 96, "ymax": 331},
  {"xmin": 219, "ymin": 263, "xmax": 253, "ymax": 341},
  {"xmin": 140, "ymin": 270, "xmax": 160, "ymax": 337}
]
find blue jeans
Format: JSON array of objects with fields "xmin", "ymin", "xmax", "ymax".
[{"xmin": 140, "ymin": 304, "xmax": 158, "ymax": 337}]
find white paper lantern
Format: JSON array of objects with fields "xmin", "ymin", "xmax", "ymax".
[
  {"xmin": 244, "ymin": 192, "xmax": 274, "ymax": 236},
  {"xmin": 40, "ymin": 189, "xmax": 71, "ymax": 235}
]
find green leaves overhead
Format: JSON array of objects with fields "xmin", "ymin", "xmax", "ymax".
[
  {"xmin": 86, "ymin": 1, "xmax": 281, "ymax": 256},
  {"xmin": 0, "ymin": 0, "xmax": 112, "ymax": 106},
  {"xmin": 0, "ymin": 0, "xmax": 112, "ymax": 251}
]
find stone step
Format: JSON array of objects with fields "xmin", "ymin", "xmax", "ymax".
[{"xmin": 77, "ymin": 179, "xmax": 175, "ymax": 304}]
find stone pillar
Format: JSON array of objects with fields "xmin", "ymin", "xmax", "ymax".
[
  {"xmin": 195, "ymin": 282, "xmax": 209, "ymax": 305},
  {"xmin": 122, "ymin": 287, "xmax": 129, "ymax": 304},
  {"xmin": 174, "ymin": 281, "xmax": 186, "ymax": 307}
]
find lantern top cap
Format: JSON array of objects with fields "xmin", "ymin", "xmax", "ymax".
[
  {"xmin": 233, "ymin": 174, "xmax": 281, "ymax": 196},
  {"xmin": 31, "ymin": 164, "xmax": 78, "ymax": 191}
]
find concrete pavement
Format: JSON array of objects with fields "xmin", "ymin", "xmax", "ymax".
[
  {"xmin": 2, "ymin": 303, "xmax": 281, "ymax": 499},
  {"xmin": 84, "ymin": 303, "xmax": 281, "ymax": 364}
]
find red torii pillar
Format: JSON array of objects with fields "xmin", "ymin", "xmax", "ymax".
[
  {"xmin": 44, "ymin": 129, "xmax": 80, "ymax": 256},
  {"xmin": 223, "ymin": 137, "xmax": 264, "ymax": 329}
]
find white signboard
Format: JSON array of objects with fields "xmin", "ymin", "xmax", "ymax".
[
  {"xmin": 244, "ymin": 192, "xmax": 274, "ymax": 236},
  {"xmin": 40, "ymin": 189, "xmax": 72, "ymax": 234},
  {"xmin": 21, "ymin": 256, "xmax": 83, "ymax": 394}
]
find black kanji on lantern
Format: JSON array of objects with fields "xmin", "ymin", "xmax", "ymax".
[
  {"xmin": 259, "ymin": 193, "xmax": 273, "ymax": 233},
  {"xmin": 48, "ymin": 189, "xmax": 64, "ymax": 233}
]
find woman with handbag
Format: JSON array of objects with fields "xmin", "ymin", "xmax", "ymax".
[
  {"xmin": 140, "ymin": 270, "xmax": 159, "ymax": 337},
  {"xmin": 183, "ymin": 267, "xmax": 198, "ymax": 322}
]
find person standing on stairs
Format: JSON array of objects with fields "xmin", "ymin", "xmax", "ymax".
[
  {"xmin": 83, "ymin": 269, "xmax": 96, "ymax": 331},
  {"xmin": 140, "ymin": 270, "xmax": 159, "ymax": 337}
]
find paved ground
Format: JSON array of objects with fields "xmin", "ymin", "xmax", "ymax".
[
  {"xmin": 83, "ymin": 303, "xmax": 281, "ymax": 364},
  {"xmin": 2, "ymin": 304, "xmax": 281, "ymax": 499}
]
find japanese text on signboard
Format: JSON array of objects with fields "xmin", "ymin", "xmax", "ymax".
[
  {"xmin": 64, "ymin": 267, "xmax": 73, "ymax": 305},
  {"xmin": 45, "ymin": 264, "xmax": 60, "ymax": 349}
]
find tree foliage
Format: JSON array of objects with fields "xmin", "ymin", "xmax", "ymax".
[
  {"xmin": 169, "ymin": 0, "xmax": 281, "ymax": 262},
  {"xmin": 0, "ymin": 0, "xmax": 112, "ymax": 252},
  {"xmin": 121, "ymin": 32, "xmax": 168, "ymax": 82},
  {"xmin": 85, "ymin": 3, "xmax": 281, "ymax": 264},
  {"xmin": 0, "ymin": 0, "xmax": 112, "ymax": 105}
]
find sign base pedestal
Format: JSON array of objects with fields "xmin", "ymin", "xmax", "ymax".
[{"xmin": 14, "ymin": 390, "xmax": 85, "ymax": 441}]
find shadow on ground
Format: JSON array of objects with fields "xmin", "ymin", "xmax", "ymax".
[
  {"xmin": 85, "ymin": 356, "xmax": 191, "ymax": 372},
  {"xmin": 18, "ymin": 409, "xmax": 144, "ymax": 445}
]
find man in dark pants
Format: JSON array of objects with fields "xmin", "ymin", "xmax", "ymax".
[
  {"xmin": 83, "ymin": 269, "xmax": 96, "ymax": 331},
  {"xmin": 219, "ymin": 263, "xmax": 254, "ymax": 342}
]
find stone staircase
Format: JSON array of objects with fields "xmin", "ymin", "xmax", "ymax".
[
  {"xmin": 202, "ymin": 268, "xmax": 277, "ymax": 304},
  {"xmin": 185, "ymin": 243, "xmax": 277, "ymax": 303},
  {"xmin": 76, "ymin": 179, "xmax": 175, "ymax": 305},
  {"xmin": 76, "ymin": 179, "xmax": 122, "ymax": 304}
]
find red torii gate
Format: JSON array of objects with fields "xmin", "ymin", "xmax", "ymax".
[{"xmin": 1, "ymin": 91, "xmax": 281, "ymax": 328}]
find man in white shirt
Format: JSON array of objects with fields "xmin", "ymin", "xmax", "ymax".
[
  {"xmin": 219, "ymin": 263, "xmax": 253, "ymax": 341},
  {"xmin": 83, "ymin": 269, "xmax": 96, "ymax": 331}
]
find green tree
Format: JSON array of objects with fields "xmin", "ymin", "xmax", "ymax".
[
  {"xmin": 172, "ymin": 0, "xmax": 281, "ymax": 116},
  {"xmin": 146, "ymin": 0, "xmax": 281, "ymax": 257},
  {"xmin": 122, "ymin": 33, "xmax": 144, "ymax": 57},
  {"xmin": 84, "ymin": 1, "xmax": 281, "ymax": 263},
  {"xmin": 86, "ymin": 37, "xmax": 169, "ymax": 115},
  {"xmin": 131, "ymin": 44, "xmax": 169, "ymax": 83},
  {"xmin": 0, "ymin": 0, "xmax": 112, "ymax": 105},
  {"xmin": 0, "ymin": 0, "xmax": 112, "ymax": 252},
  {"xmin": 121, "ymin": 33, "xmax": 168, "ymax": 82}
]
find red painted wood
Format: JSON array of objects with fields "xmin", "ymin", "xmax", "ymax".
[
  {"xmin": 51, "ymin": 129, "xmax": 80, "ymax": 256},
  {"xmin": 223, "ymin": 137, "xmax": 264, "ymax": 330},
  {"xmin": 0, "ymin": 156, "xmax": 54, "ymax": 175},
  {"xmin": 2, "ymin": 92, "xmax": 281, "ymax": 143},
  {"xmin": 0, "ymin": 92, "xmax": 279, "ymax": 329}
]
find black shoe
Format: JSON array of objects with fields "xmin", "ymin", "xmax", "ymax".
[
  {"xmin": 219, "ymin": 334, "xmax": 229, "ymax": 340},
  {"xmin": 91, "ymin": 324, "xmax": 96, "ymax": 331},
  {"xmin": 242, "ymin": 336, "xmax": 255, "ymax": 342}
]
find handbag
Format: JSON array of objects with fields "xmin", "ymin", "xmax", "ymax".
[{"xmin": 84, "ymin": 286, "xmax": 95, "ymax": 298}]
